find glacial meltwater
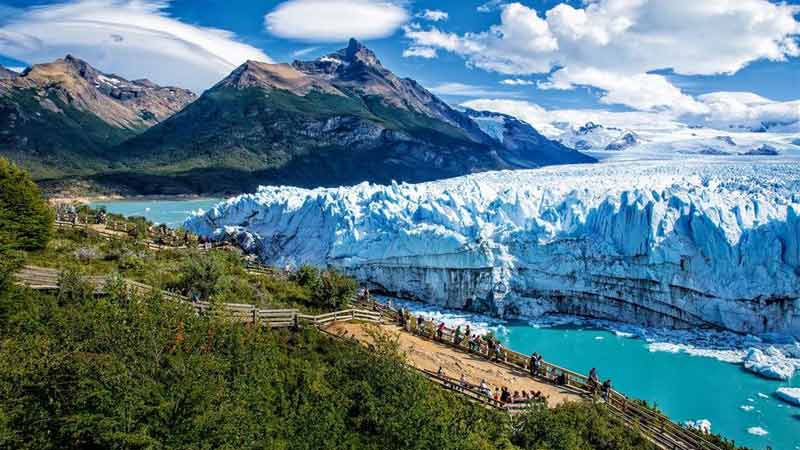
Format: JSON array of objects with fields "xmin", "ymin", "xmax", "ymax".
[
  {"xmin": 89, "ymin": 198, "xmax": 800, "ymax": 449},
  {"xmin": 389, "ymin": 299, "xmax": 799, "ymax": 450},
  {"xmin": 89, "ymin": 198, "xmax": 221, "ymax": 227}
]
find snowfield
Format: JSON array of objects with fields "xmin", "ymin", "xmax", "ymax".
[{"xmin": 185, "ymin": 158, "xmax": 800, "ymax": 339}]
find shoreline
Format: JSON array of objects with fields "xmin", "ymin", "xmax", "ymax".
[{"xmin": 47, "ymin": 193, "xmax": 225, "ymax": 205}]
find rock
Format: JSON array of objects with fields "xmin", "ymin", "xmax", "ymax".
[
  {"xmin": 743, "ymin": 145, "xmax": 779, "ymax": 156},
  {"xmin": 775, "ymin": 387, "xmax": 800, "ymax": 406},
  {"xmin": 742, "ymin": 347, "xmax": 797, "ymax": 380}
]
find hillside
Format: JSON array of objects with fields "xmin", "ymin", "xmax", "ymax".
[{"xmin": 0, "ymin": 57, "xmax": 195, "ymax": 178}]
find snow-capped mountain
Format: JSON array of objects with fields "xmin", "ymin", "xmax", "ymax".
[
  {"xmin": 186, "ymin": 159, "xmax": 800, "ymax": 339},
  {"xmin": 557, "ymin": 122, "xmax": 641, "ymax": 151}
]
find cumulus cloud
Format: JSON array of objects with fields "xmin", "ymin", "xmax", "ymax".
[
  {"xmin": 689, "ymin": 92, "xmax": 800, "ymax": 131},
  {"xmin": 500, "ymin": 78, "xmax": 533, "ymax": 85},
  {"xmin": 0, "ymin": 0, "xmax": 271, "ymax": 92},
  {"xmin": 417, "ymin": 9, "xmax": 448, "ymax": 22},
  {"xmin": 402, "ymin": 46, "xmax": 437, "ymax": 58},
  {"xmin": 407, "ymin": 0, "xmax": 800, "ymax": 113},
  {"xmin": 265, "ymin": 0, "xmax": 408, "ymax": 42}
]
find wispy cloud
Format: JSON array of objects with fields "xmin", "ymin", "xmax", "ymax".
[
  {"xmin": 0, "ymin": 0, "xmax": 270, "ymax": 92},
  {"xmin": 402, "ymin": 46, "xmax": 437, "ymax": 58},
  {"xmin": 266, "ymin": 0, "xmax": 408, "ymax": 42},
  {"xmin": 500, "ymin": 78, "xmax": 533, "ymax": 86},
  {"xmin": 291, "ymin": 46, "xmax": 320, "ymax": 58},
  {"xmin": 428, "ymin": 82, "xmax": 518, "ymax": 98},
  {"xmin": 416, "ymin": 9, "xmax": 448, "ymax": 22}
]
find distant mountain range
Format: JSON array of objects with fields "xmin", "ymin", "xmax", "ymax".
[{"xmin": 0, "ymin": 39, "xmax": 594, "ymax": 195}]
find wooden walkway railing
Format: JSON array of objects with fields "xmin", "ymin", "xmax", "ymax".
[
  {"xmin": 355, "ymin": 299, "xmax": 724, "ymax": 450},
  {"xmin": 14, "ymin": 266, "xmax": 382, "ymax": 329}
]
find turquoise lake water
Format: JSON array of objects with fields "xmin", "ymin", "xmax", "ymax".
[
  {"xmin": 88, "ymin": 199, "xmax": 799, "ymax": 449},
  {"xmin": 89, "ymin": 198, "xmax": 221, "ymax": 227}
]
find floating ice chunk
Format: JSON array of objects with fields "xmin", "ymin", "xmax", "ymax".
[
  {"xmin": 739, "ymin": 405, "xmax": 754, "ymax": 412},
  {"xmin": 594, "ymin": 336, "xmax": 605, "ymax": 340},
  {"xmin": 757, "ymin": 392, "xmax": 769, "ymax": 399},
  {"xmin": 747, "ymin": 427, "xmax": 768, "ymax": 436},
  {"xmin": 776, "ymin": 387, "xmax": 800, "ymax": 406},
  {"xmin": 743, "ymin": 347, "xmax": 797, "ymax": 380},
  {"xmin": 684, "ymin": 419, "xmax": 711, "ymax": 433}
]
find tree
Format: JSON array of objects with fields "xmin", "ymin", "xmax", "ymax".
[{"xmin": 0, "ymin": 158, "xmax": 54, "ymax": 253}]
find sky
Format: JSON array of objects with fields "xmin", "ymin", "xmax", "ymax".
[{"xmin": 0, "ymin": 0, "xmax": 798, "ymax": 132}]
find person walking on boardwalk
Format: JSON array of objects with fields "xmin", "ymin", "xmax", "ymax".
[
  {"xmin": 588, "ymin": 368, "xmax": 599, "ymax": 393},
  {"xmin": 601, "ymin": 379, "xmax": 612, "ymax": 402}
]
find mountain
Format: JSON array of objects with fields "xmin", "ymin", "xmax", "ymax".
[
  {"xmin": 0, "ymin": 56, "xmax": 195, "ymax": 178},
  {"xmin": 558, "ymin": 122, "xmax": 641, "ymax": 151},
  {"xmin": 111, "ymin": 39, "xmax": 593, "ymax": 193}
]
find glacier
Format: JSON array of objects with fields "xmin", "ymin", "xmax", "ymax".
[{"xmin": 185, "ymin": 159, "xmax": 800, "ymax": 338}]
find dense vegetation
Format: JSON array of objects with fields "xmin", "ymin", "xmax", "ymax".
[{"xmin": 0, "ymin": 163, "xmax": 727, "ymax": 450}]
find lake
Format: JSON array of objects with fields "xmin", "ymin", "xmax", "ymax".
[{"xmin": 89, "ymin": 198, "xmax": 222, "ymax": 227}]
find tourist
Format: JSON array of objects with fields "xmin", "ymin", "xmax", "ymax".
[
  {"xmin": 437, "ymin": 366, "xmax": 444, "ymax": 377},
  {"xmin": 500, "ymin": 387, "xmax": 511, "ymax": 404},
  {"xmin": 479, "ymin": 379, "xmax": 492, "ymax": 397},
  {"xmin": 436, "ymin": 322, "xmax": 445, "ymax": 341},
  {"xmin": 588, "ymin": 367, "xmax": 599, "ymax": 391},
  {"xmin": 533, "ymin": 353, "xmax": 543, "ymax": 376},
  {"xmin": 495, "ymin": 342, "xmax": 504, "ymax": 362},
  {"xmin": 464, "ymin": 325, "xmax": 471, "ymax": 341},
  {"xmin": 454, "ymin": 326, "xmax": 463, "ymax": 345},
  {"xmin": 512, "ymin": 391, "xmax": 520, "ymax": 403},
  {"xmin": 602, "ymin": 379, "xmax": 612, "ymax": 402},
  {"xmin": 459, "ymin": 374, "xmax": 467, "ymax": 390},
  {"xmin": 522, "ymin": 391, "xmax": 530, "ymax": 402},
  {"xmin": 494, "ymin": 387, "xmax": 500, "ymax": 402}
]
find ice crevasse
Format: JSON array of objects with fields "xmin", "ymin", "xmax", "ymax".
[{"xmin": 185, "ymin": 160, "xmax": 800, "ymax": 338}]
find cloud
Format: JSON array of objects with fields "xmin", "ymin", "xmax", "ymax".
[
  {"xmin": 463, "ymin": 92, "xmax": 800, "ymax": 137},
  {"xmin": 402, "ymin": 46, "xmax": 437, "ymax": 58},
  {"xmin": 406, "ymin": 0, "xmax": 800, "ymax": 113},
  {"xmin": 688, "ymin": 92, "xmax": 800, "ymax": 131},
  {"xmin": 0, "ymin": 0, "xmax": 270, "ymax": 92},
  {"xmin": 428, "ymin": 82, "xmax": 518, "ymax": 98},
  {"xmin": 500, "ymin": 78, "xmax": 533, "ymax": 85},
  {"xmin": 266, "ymin": 0, "xmax": 408, "ymax": 42},
  {"xmin": 476, "ymin": 0, "xmax": 508, "ymax": 13},
  {"xmin": 291, "ymin": 46, "xmax": 320, "ymax": 58},
  {"xmin": 417, "ymin": 9, "xmax": 448, "ymax": 22},
  {"xmin": 461, "ymin": 98, "xmax": 680, "ymax": 137}
]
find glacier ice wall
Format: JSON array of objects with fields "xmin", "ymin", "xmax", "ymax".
[{"xmin": 185, "ymin": 160, "xmax": 800, "ymax": 338}]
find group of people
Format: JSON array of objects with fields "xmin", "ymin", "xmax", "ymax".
[
  {"xmin": 587, "ymin": 367, "xmax": 614, "ymax": 402},
  {"xmin": 436, "ymin": 367, "xmax": 546, "ymax": 407}
]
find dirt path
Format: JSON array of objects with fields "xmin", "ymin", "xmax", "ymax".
[{"xmin": 326, "ymin": 322, "xmax": 582, "ymax": 407}]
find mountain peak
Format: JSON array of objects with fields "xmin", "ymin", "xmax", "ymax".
[{"xmin": 340, "ymin": 38, "xmax": 381, "ymax": 67}]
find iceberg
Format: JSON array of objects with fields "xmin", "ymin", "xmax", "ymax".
[
  {"xmin": 742, "ymin": 347, "xmax": 797, "ymax": 380},
  {"xmin": 746, "ymin": 426, "xmax": 768, "ymax": 436},
  {"xmin": 776, "ymin": 387, "xmax": 800, "ymax": 406},
  {"xmin": 185, "ymin": 160, "xmax": 800, "ymax": 338}
]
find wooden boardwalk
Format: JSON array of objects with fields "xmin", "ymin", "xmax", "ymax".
[{"xmin": 352, "ymin": 300, "xmax": 725, "ymax": 450}]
